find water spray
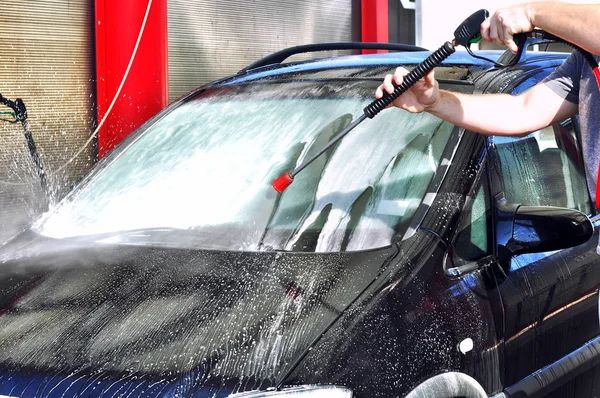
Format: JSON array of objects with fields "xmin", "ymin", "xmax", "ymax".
[{"xmin": 0, "ymin": 0, "xmax": 153, "ymax": 189}]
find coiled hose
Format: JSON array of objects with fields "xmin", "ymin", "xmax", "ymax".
[{"xmin": 363, "ymin": 41, "xmax": 456, "ymax": 118}]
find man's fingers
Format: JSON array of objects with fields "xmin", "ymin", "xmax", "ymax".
[
  {"xmin": 497, "ymin": 23, "xmax": 508, "ymax": 46},
  {"xmin": 376, "ymin": 68, "xmax": 408, "ymax": 99},
  {"xmin": 480, "ymin": 19, "xmax": 491, "ymax": 42},
  {"xmin": 486, "ymin": 6, "xmax": 534, "ymax": 52},
  {"xmin": 489, "ymin": 19, "xmax": 499, "ymax": 44},
  {"xmin": 494, "ymin": 16, "xmax": 519, "ymax": 52},
  {"xmin": 394, "ymin": 67, "xmax": 409, "ymax": 85},
  {"xmin": 503, "ymin": 23, "xmax": 519, "ymax": 53},
  {"xmin": 424, "ymin": 69, "xmax": 435, "ymax": 87},
  {"xmin": 383, "ymin": 74, "xmax": 395, "ymax": 94},
  {"xmin": 505, "ymin": 38, "xmax": 518, "ymax": 54}
]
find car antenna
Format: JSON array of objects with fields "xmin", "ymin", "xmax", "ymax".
[
  {"xmin": 271, "ymin": 9, "xmax": 491, "ymax": 193},
  {"xmin": 0, "ymin": 93, "xmax": 49, "ymax": 197}
]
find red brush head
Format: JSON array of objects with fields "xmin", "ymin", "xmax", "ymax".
[{"xmin": 272, "ymin": 172, "xmax": 294, "ymax": 192}]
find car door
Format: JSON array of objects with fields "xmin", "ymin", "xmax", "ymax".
[
  {"xmin": 488, "ymin": 113, "xmax": 600, "ymax": 391},
  {"xmin": 451, "ymin": 112, "xmax": 600, "ymax": 396}
]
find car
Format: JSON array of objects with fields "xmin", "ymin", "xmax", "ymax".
[{"xmin": 0, "ymin": 41, "xmax": 598, "ymax": 398}]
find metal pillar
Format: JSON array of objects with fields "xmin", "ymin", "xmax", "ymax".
[{"xmin": 361, "ymin": 0, "xmax": 388, "ymax": 53}]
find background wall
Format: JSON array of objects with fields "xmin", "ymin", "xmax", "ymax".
[
  {"xmin": 167, "ymin": 0, "xmax": 360, "ymax": 101},
  {"xmin": 416, "ymin": 0, "xmax": 597, "ymax": 50},
  {"xmin": 0, "ymin": 1, "xmax": 96, "ymax": 242}
]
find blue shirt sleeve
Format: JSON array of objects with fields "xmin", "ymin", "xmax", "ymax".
[{"xmin": 542, "ymin": 51, "xmax": 582, "ymax": 105}]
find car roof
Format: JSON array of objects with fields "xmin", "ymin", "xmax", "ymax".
[{"xmin": 225, "ymin": 49, "xmax": 570, "ymax": 85}]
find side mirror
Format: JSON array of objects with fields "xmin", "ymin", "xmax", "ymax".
[{"xmin": 496, "ymin": 197, "xmax": 593, "ymax": 262}]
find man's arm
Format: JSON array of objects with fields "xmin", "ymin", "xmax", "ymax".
[
  {"xmin": 374, "ymin": 3, "xmax": 584, "ymax": 136},
  {"xmin": 428, "ymin": 84, "xmax": 578, "ymax": 137},
  {"xmin": 482, "ymin": 3, "xmax": 600, "ymax": 56},
  {"xmin": 375, "ymin": 68, "xmax": 578, "ymax": 137}
]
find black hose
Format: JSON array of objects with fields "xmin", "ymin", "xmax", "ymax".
[{"xmin": 549, "ymin": 32, "xmax": 597, "ymax": 68}]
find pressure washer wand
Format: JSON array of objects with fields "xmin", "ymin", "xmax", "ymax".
[
  {"xmin": 271, "ymin": 41, "xmax": 455, "ymax": 193},
  {"xmin": 272, "ymin": 114, "xmax": 367, "ymax": 191},
  {"xmin": 272, "ymin": 10, "xmax": 489, "ymax": 193}
]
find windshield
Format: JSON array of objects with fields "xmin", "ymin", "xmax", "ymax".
[{"xmin": 35, "ymin": 76, "xmax": 455, "ymax": 252}]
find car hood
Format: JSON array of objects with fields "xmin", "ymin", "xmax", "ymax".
[{"xmin": 0, "ymin": 230, "xmax": 399, "ymax": 395}]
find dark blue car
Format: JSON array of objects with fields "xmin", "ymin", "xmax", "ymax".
[{"xmin": 0, "ymin": 42, "xmax": 598, "ymax": 398}]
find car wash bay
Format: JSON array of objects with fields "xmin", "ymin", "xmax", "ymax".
[{"xmin": 1, "ymin": 0, "xmax": 391, "ymax": 242}]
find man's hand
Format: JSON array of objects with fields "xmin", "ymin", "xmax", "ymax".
[
  {"xmin": 374, "ymin": 67, "xmax": 440, "ymax": 113},
  {"xmin": 481, "ymin": 4, "xmax": 535, "ymax": 53}
]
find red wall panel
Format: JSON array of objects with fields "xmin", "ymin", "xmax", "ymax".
[
  {"xmin": 361, "ymin": 0, "xmax": 389, "ymax": 53},
  {"xmin": 95, "ymin": 0, "xmax": 168, "ymax": 158}
]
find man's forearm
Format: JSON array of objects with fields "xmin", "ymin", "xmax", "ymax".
[
  {"xmin": 527, "ymin": 2, "xmax": 600, "ymax": 55},
  {"xmin": 426, "ymin": 90, "xmax": 528, "ymax": 136}
]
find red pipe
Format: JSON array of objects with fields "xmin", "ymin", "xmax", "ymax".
[
  {"xmin": 594, "ymin": 67, "xmax": 600, "ymax": 209},
  {"xmin": 361, "ymin": 0, "xmax": 389, "ymax": 54},
  {"xmin": 95, "ymin": 0, "xmax": 168, "ymax": 159}
]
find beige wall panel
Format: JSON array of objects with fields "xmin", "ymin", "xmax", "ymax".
[
  {"xmin": 168, "ymin": 0, "xmax": 358, "ymax": 101},
  {"xmin": 0, "ymin": 1, "xmax": 95, "ymax": 241}
]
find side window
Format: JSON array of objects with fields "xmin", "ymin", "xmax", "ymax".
[
  {"xmin": 494, "ymin": 117, "xmax": 592, "ymax": 215},
  {"xmin": 454, "ymin": 174, "xmax": 491, "ymax": 262}
]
